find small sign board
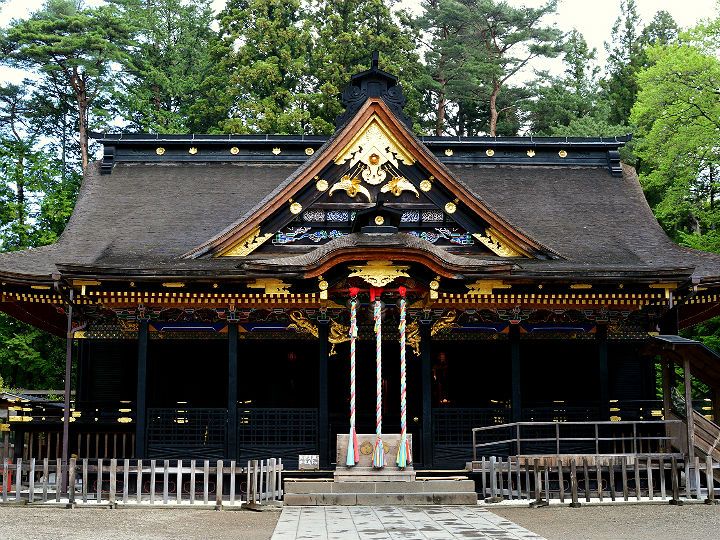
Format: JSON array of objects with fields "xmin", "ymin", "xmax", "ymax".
[{"xmin": 298, "ymin": 454, "xmax": 320, "ymax": 470}]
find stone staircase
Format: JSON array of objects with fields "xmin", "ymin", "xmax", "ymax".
[{"xmin": 284, "ymin": 477, "xmax": 478, "ymax": 506}]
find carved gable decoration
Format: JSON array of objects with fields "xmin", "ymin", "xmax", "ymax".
[{"xmin": 186, "ymin": 90, "xmax": 557, "ymax": 262}]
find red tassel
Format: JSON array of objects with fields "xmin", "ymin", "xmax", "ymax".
[
  {"xmin": 398, "ymin": 286, "xmax": 406, "ymax": 298},
  {"xmin": 349, "ymin": 287, "xmax": 360, "ymax": 298}
]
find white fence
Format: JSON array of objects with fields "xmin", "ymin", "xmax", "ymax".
[{"xmin": 1, "ymin": 457, "xmax": 283, "ymax": 506}]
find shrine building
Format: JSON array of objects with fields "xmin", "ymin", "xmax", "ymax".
[{"xmin": 1, "ymin": 58, "xmax": 720, "ymax": 471}]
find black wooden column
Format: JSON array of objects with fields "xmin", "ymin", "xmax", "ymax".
[
  {"xmin": 135, "ymin": 320, "xmax": 149, "ymax": 459},
  {"xmin": 318, "ymin": 321, "xmax": 330, "ymax": 468},
  {"xmin": 227, "ymin": 323, "xmax": 239, "ymax": 459},
  {"xmin": 420, "ymin": 322, "xmax": 433, "ymax": 468},
  {"xmin": 510, "ymin": 324, "xmax": 522, "ymax": 423},
  {"xmin": 60, "ymin": 292, "xmax": 74, "ymax": 494},
  {"xmin": 597, "ymin": 324, "xmax": 609, "ymax": 420}
]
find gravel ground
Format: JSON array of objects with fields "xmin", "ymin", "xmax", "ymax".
[
  {"xmin": 490, "ymin": 503, "xmax": 720, "ymax": 540},
  {"xmin": 0, "ymin": 506, "xmax": 280, "ymax": 540}
]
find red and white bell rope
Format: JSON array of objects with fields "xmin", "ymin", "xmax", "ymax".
[
  {"xmin": 371, "ymin": 288, "xmax": 384, "ymax": 468},
  {"xmin": 396, "ymin": 286, "xmax": 411, "ymax": 468},
  {"xmin": 346, "ymin": 288, "xmax": 360, "ymax": 466}
]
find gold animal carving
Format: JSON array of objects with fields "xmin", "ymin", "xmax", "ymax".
[
  {"xmin": 431, "ymin": 310, "xmax": 459, "ymax": 337},
  {"xmin": 406, "ymin": 320, "xmax": 421, "ymax": 356},
  {"xmin": 381, "ymin": 176, "xmax": 419, "ymax": 198},
  {"xmin": 288, "ymin": 310, "xmax": 319, "ymax": 338},
  {"xmin": 329, "ymin": 320, "xmax": 350, "ymax": 356},
  {"xmin": 328, "ymin": 175, "xmax": 372, "ymax": 202},
  {"xmin": 288, "ymin": 311, "xmax": 349, "ymax": 355}
]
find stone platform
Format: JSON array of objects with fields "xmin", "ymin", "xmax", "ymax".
[
  {"xmin": 283, "ymin": 477, "xmax": 478, "ymax": 506},
  {"xmin": 284, "ymin": 434, "xmax": 477, "ymax": 506}
]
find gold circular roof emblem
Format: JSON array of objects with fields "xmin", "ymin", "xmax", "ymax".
[
  {"xmin": 318, "ymin": 280, "xmax": 329, "ymax": 291},
  {"xmin": 444, "ymin": 201, "xmax": 457, "ymax": 214},
  {"xmin": 305, "ymin": 147, "xmax": 314, "ymax": 156},
  {"xmin": 316, "ymin": 179, "xmax": 329, "ymax": 192},
  {"xmin": 189, "ymin": 147, "xmax": 198, "ymax": 155},
  {"xmin": 486, "ymin": 149, "xmax": 495, "ymax": 157},
  {"xmin": 290, "ymin": 202, "xmax": 303, "ymax": 214},
  {"xmin": 368, "ymin": 153, "xmax": 380, "ymax": 165},
  {"xmin": 155, "ymin": 147, "xmax": 165, "ymax": 155},
  {"xmin": 420, "ymin": 179, "xmax": 432, "ymax": 192},
  {"xmin": 558, "ymin": 149, "xmax": 568, "ymax": 158},
  {"xmin": 230, "ymin": 146, "xmax": 240, "ymax": 155},
  {"xmin": 429, "ymin": 280, "xmax": 440, "ymax": 290},
  {"xmin": 374, "ymin": 215, "xmax": 385, "ymax": 225}
]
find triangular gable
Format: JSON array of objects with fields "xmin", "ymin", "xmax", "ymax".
[{"xmin": 184, "ymin": 98, "xmax": 558, "ymax": 260}]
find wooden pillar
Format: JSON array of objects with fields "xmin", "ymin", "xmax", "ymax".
[
  {"xmin": 227, "ymin": 324, "xmax": 239, "ymax": 459},
  {"xmin": 662, "ymin": 359, "xmax": 673, "ymax": 419},
  {"xmin": 421, "ymin": 322, "xmax": 433, "ymax": 468},
  {"xmin": 318, "ymin": 321, "xmax": 329, "ymax": 468},
  {"xmin": 597, "ymin": 325, "xmax": 609, "ymax": 420},
  {"xmin": 510, "ymin": 325, "xmax": 521, "ymax": 423},
  {"xmin": 683, "ymin": 357, "xmax": 695, "ymax": 461},
  {"xmin": 60, "ymin": 292, "xmax": 74, "ymax": 494},
  {"xmin": 135, "ymin": 320, "xmax": 149, "ymax": 459}
]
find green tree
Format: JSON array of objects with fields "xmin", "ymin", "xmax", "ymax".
[
  {"xmin": 602, "ymin": 0, "xmax": 642, "ymax": 126},
  {"xmin": 527, "ymin": 29, "xmax": 603, "ymax": 135},
  {"xmin": 113, "ymin": 0, "xmax": 225, "ymax": 133},
  {"xmin": 631, "ymin": 38, "xmax": 719, "ymax": 246},
  {"xmin": 217, "ymin": 0, "xmax": 315, "ymax": 134},
  {"xmin": 308, "ymin": 0, "xmax": 424, "ymax": 133},
  {"xmin": 1, "ymin": 0, "xmax": 133, "ymax": 172},
  {"xmin": 457, "ymin": 0, "xmax": 563, "ymax": 136}
]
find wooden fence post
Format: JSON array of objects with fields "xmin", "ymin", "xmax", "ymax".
[
  {"xmin": 215, "ymin": 460, "xmax": 224, "ymax": 508},
  {"xmin": 569, "ymin": 458, "xmax": 580, "ymax": 507},
  {"xmin": 68, "ymin": 458, "xmax": 76, "ymax": 505}
]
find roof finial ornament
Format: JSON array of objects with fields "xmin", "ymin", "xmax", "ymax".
[{"xmin": 335, "ymin": 51, "xmax": 411, "ymax": 129}]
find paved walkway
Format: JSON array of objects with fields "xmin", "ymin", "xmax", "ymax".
[{"xmin": 271, "ymin": 506, "xmax": 546, "ymax": 540}]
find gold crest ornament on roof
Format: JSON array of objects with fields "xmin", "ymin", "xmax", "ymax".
[
  {"xmin": 328, "ymin": 175, "xmax": 372, "ymax": 201},
  {"xmin": 380, "ymin": 176, "xmax": 419, "ymax": 198},
  {"xmin": 348, "ymin": 260, "xmax": 410, "ymax": 287},
  {"xmin": 334, "ymin": 115, "xmax": 415, "ymax": 185}
]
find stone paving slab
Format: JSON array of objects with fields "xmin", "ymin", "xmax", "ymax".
[{"xmin": 271, "ymin": 506, "xmax": 547, "ymax": 540}]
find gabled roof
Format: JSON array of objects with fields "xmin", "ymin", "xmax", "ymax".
[{"xmin": 185, "ymin": 98, "xmax": 556, "ymax": 260}]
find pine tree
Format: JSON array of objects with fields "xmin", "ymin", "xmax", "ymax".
[{"xmin": 1, "ymin": 0, "xmax": 133, "ymax": 172}]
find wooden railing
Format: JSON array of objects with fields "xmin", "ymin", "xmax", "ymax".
[
  {"xmin": 472, "ymin": 420, "xmax": 683, "ymax": 459},
  {"xmin": 468, "ymin": 454, "xmax": 718, "ymax": 505},
  {"xmin": 1, "ymin": 457, "xmax": 283, "ymax": 506}
]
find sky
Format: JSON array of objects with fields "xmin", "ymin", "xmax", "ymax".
[{"xmin": 1, "ymin": 0, "xmax": 718, "ymax": 84}]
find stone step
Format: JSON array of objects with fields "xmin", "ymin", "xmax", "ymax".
[
  {"xmin": 283, "ymin": 491, "xmax": 477, "ymax": 506},
  {"xmin": 285, "ymin": 478, "xmax": 475, "ymax": 495}
]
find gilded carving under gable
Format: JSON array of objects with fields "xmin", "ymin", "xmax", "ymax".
[
  {"xmin": 334, "ymin": 116, "xmax": 415, "ymax": 186},
  {"xmin": 472, "ymin": 227, "xmax": 524, "ymax": 258},
  {"xmin": 222, "ymin": 227, "xmax": 273, "ymax": 257},
  {"xmin": 348, "ymin": 260, "xmax": 410, "ymax": 287}
]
